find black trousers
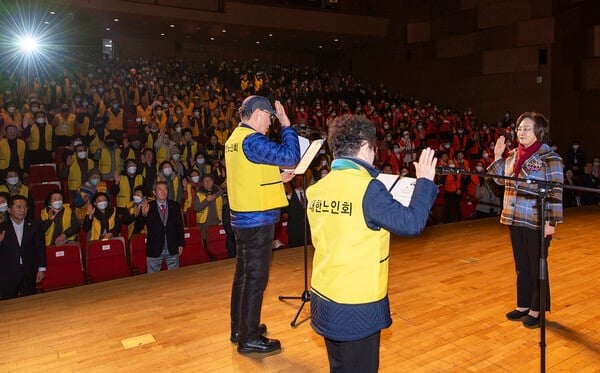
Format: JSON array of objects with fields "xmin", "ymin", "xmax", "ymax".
[
  {"xmin": 230, "ymin": 224, "xmax": 274, "ymax": 343},
  {"xmin": 1, "ymin": 266, "xmax": 37, "ymax": 300},
  {"xmin": 508, "ymin": 225, "xmax": 551, "ymax": 312},
  {"xmin": 324, "ymin": 331, "xmax": 381, "ymax": 373}
]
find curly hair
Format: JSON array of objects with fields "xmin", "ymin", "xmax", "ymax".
[{"xmin": 328, "ymin": 114, "xmax": 377, "ymax": 158}]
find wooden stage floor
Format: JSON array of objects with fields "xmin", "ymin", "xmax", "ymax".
[{"xmin": 1, "ymin": 206, "xmax": 599, "ymax": 372}]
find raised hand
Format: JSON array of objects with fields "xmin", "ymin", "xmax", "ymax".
[
  {"xmin": 494, "ymin": 136, "xmax": 506, "ymax": 160},
  {"xmin": 274, "ymin": 100, "xmax": 290, "ymax": 127},
  {"xmin": 413, "ymin": 147, "xmax": 438, "ymax": 181},
  {"xmin": 87, "ymin": 204, "xmax": 95, "ymax": 219},
  {"xmin": 141, "ymin": 200, "xmax": 150, "ymax": 216},
  {"xmin": 114, "ymin": 170, "xmax": 121, "ymax": 184}
]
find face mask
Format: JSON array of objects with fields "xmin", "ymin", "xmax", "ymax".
[
  {"xmin": 133, "ymin": 195, "xmax": 143, "ymax": 204},
  {"xmin": 444, "ymin": 144, "xmax": 451, "ymax": 149},
  {"xmin": 162, "ymin": 104, "xmax": 169, "ymax": 109},
  {"xmin": 458, "ymin": 129, "xmax": 464, "ymax": 134},
  {"xmin": 156, "ymin": 110, "xmax": 163, "ymax": 116},
  {"xmin": 172, "ymin": 154, "xmax": 180, "ymax": 161},
  {"xmin": 194, "ymin": 112, "xmax": 200, "ymax": 118},
  {"xmin": 90, "ymin": 178, "xmax": 100, "ymax": 186},
  {"xmin": 98, "ymin": 88, "xmax": 104, "ymax": 93},
  {"xmin": 482, "ymin": 153, "xmax": 489, "ymax": 158},
  {"xmin": 36, "ymin": 117, "xmax": 45, "ymax": 124},
  {"xmin": 448, "ymin": 164, "xmax": 456, "ymax": 168},
  {"xmin": 191, "ymin": 176, "xmax": 200, "ymax": 183},
  {"xmin": 6, "ymin": 177, "xmax": 19, "ymax": 186},
  {"xmin": 163, "ymin": 167, "xmax": 173, "ymax": 176},
  {"xmin": 0, "ymin": 202, "xmax": 7, "ymax": 212},
  {"xmin": 91, "ymin": 88, "xmax": 97, "ymax": 94},
  {"xmin": 572, "ymin": 145, "xmax": 579, "ymax": 150},
  {"xmin": 404, "ymin": 135, "xmax": 410, "ymax": 139},
  {"xmin": 417, "ymin": 125, "xmax": 423, "ymax": 130},
  {"xmin": 175, "ymin": 110, "xmax": 182, "ymax": 115},
  {"xmin": 77, "ymin": 151, "xmax": 87, "ymax": 159},
  {"xmin": 319, "ymin": 149, "xmax": 326, "ymax": 155},
  {"xmin": 112, "ymin": 104, "xmax": 119, "ymax": 110},
  {"xmin": 32, "ymin": 106, "xmax": 40, "ymax": 112},
  {"xmin": 127, "ymin": 166, "xmax": 137, "ymax": 175},
  {"xmin": 196, "ymin": 158, "xmax": 205, "ymax": 165},
  {"xmin": 175, "ymin": 127, "xmax": 182, "ymax": 133},
  {"xmin": 139, "ymin": 84, "xmax": 144, "ymax": 89},
  {"xmin": 475, "ymin": 166, "xmax": 484, "ymax": 172},
  {"xmin": 8, "ymin": 107, "xmax": 15, "ymax": 114},
  {"xmin": 321, "ymin": 160, "xmax": 328, "ymax": 166},
  {"xmin": 393, "ymin": 148, "xmax": 401, "ymax": 154},
  {"xmin": 383, "ymin": 125, "xmax": 389, "ymax": 130},
  {"xmin": 96, "ymin": 201, "xmax": 108, "ymax": 210},
  {"xmin": 51, "ymin": 200, "xmax": 63, "ymax": 210}
]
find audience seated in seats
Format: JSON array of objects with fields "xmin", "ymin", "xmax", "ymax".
[
  {"xmin": 41, "ymin": 189, "xmax": 80, "ymax": 246},
  {"xmin": 82, "ymin": 192, "xmax": 120, "ymax": 241}
]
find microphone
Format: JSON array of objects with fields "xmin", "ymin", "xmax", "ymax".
[{"xmin": 435, "ymin": 166, "xmax": 460, "ymax": 175}]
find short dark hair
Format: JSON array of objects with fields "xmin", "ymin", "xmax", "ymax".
[
  {"xmin": 45, "ymin": 189, "xmax": 64, "ymax": 206},
  {"xmin": 153, "ymin": 180, "xmax": 169, "ymax": 191},
  {"xmin": 8, "ymin": 194, "xmax": 28, "ymax": 207},
  {"xmin": 92, "ymin": 192, "xmax": 109, "ymax": 204},
  {"xmin": 516, "ymin": 112, "xmax": 550, "ymax": 143},
  {"xmin": 328, "ymin": 114, "xmax": 376, "ymax": 158}
]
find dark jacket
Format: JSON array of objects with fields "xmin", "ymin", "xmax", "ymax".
[{"xmin": 136, "ymin": 199, "xmax": 184, "ymax": 257}]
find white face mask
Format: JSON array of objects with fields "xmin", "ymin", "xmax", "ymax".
[
  {"xmin": 6, "ymin": 177, "xmax": 19, "ymax": 186},
  {"xmin": 133, "ymin": 195, "xmax": 143, "ymax": 204},
  {"xmin": 475, "ymin": 166, "xmax": 484, "ymax": 172},
  {"xmin": 163, "ymin": 167, "xmax": 173, "ymax": 176},
  {"xmin": 36, "ymin": 117, "xmax": 45, "ymax": 124},
  {"xmin": 393, "ymin": 148, "xmax": 401, "ymax": 154},
  {"xmin": 0, "ymin": 202, "xmax": 7, "ymax": 212},
  {"xmin": 191, "ymin": 176, "xmax": 200, "ymax": 183},
  {"xmin": 77, "ymin": 151, "xmax": 87, "ymax": 159},
  {"xmin": 156, "ymin": 110, "xmax": 163, "ymax": 116},
  {"xmin": 171, "ymin": 154, "xmax": 180, "ymax": 161},
  {"xmin": 127, "ymin": 166, "xmax": 137, "ymax": 175},
  {"xmin": 196, "ymin": 158, "xmax": 205, "ymax": 165},
  {"xmin": 175, "ymin": 127, "xmax": 182, "ymax": 133},
  {"xmin": 482, "ymin": 153, "xmax": 489, "ymax": 159},
  {"xmin": 321, "ymin": 160, "xmax": 328, "ymax": 166},
  {"xmin": 51, "ymin": 200, "xmax": 63, "ymax": 210},
  {"xmin": 96, "ymin": 201, "xmax": 108, "ymax": 210}
]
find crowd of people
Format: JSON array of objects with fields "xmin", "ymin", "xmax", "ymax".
[{"xmin": 0, "ymin": 54, "xmax": 599, "ymax": 299}]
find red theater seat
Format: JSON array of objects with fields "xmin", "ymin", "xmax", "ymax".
[
  {"xmin": 40, "ymin": 243, "xmax": 86, "ymax": 291},
  {"xmin": 129, "ymin": 233, "xmax": 148, "ymax": 275},
  {"xmin": 85, "ymin": 237, "xmax": 131, "ymax": 283},
  {"xmin": 206, "ymin": 224, "xmax": 229, "ymax": 260},
  {"xmin": 28, "ymin": 163, "xmax": 58, "ymax": 183},
  {"xmin": 180, "ymin": 227, "xmax": 210, "ymax": 266},
  {"xmin": 30, "ymin": 181, "xmax": 62, "ymax": 202}
]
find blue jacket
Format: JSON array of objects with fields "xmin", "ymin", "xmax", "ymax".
[{"xmin": 230, "ymin": 125, "xmax": 300, "ymax": 229}]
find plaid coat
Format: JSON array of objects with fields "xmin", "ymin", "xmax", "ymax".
[{"xmin": 487, "ymin": 143, "xmax": 564, "ymax": 229}]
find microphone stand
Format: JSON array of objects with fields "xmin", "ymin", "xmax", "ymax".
[
  {"xmin": 437, "ymin": 166, "xmax": 600, "ymax": 373},
  {"xmin": 278, "ymin": 173, "xmax": 311, "ymax": 327}
]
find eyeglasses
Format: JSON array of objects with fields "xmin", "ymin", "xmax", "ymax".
[{"xmin": 261, "ymin": 109, "xmax": 276, "ymax": 119}]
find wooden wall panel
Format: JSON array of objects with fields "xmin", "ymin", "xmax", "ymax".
[
  {"xmin": 436, "ymin": 33, "xmax": 476, "ymax": 59},
  {"xmin": 482, "ymin": 46, "xmax": 539, "ymax": 74},
  {"xmin": 518, "ymin": 17, "xmax": 555, "ymax": 46},
  {"xmin": 594, "ymin": 25, "xmax": 600, "ymax": 56},
  {"xmin": 406, "ymin": 22, "xmax": 431, "ymax": 43},
  {"xmin": 477, "ymin": 0, "xmax": 531, "ymax": 29},
  {"xmin": 580, "ymin": 58, "xmax": 600, "ymax": 90}
]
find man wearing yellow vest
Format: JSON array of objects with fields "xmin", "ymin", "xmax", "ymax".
[
  {"xmin": 22, "ymin": 110, "xmax": 54, "ymax": 165},
  {"xmin": 0, "ymin": 124, "xmax": 29, "ymax": 179},
  {"xmin": 306, "ymin": 115, "xmax": 438, "ymax": 372},
  {"xmin": 226, "ymin": 95, "xmax": 299, "ymax": 354}
]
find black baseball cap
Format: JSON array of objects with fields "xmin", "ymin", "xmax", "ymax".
[{"xmin": 239, "ymin": 95, "xmax": 276, "ymax": 116}]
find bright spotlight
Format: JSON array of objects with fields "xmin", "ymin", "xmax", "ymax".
[{"xmin": 19, "ymin": 36, "xmax": 39, "ymax": 53}]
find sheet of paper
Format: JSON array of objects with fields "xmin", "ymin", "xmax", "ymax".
[
  {"xmin": 376, "ymin": 174, "xmax": 417, "ymax": 207},
  {"xmin": 294, "ymin": 139, "xmax": 325, "ymax": 175}
]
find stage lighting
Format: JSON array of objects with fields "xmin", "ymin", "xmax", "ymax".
[{"xmin": 19, "ymin": 36, "xmax": 39, "ymax": 53}]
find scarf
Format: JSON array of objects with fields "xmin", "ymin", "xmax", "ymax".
[{"xmin": 514, "ymin": 141, "xmax": 542, "ymax": 175}]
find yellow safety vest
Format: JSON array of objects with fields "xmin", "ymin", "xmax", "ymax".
[
  {"xmin": 0, "ymin": 138, "xmax": 26, "ymax": 169},
  {"xmin": 307, "ymin": 162, "xmax": 390, "ymax": 304},
  {"xmin": 106, "ymin": 109, "xmax": 124, "ymax": 130},
  {"xmin": 68, "ymin": 156, "xmax": 95, "ymax": 191},
  {"xmin": 41, "ymin": 204, "xmax": 77, "ymax": 246},
  {"xmin": 116, "ymin": 174, "xmax": 144, "ymax": 208},
  {"xmin": 0, "ymin": 184, "xmax": 29, "ymax": 199},
  {"xmin": 98, "ymin": 147, "xmax": 122, "ymax": 175},
  {"xmin": 89, "ymin": 208, "xmax": 116, "ymax": 241},
  {"xmin": 27, "ymin": 123, "xmax": 53, "ymax": 151},
  {"xmin": 181, "ymin": 142, "xmax": 198, "ymax": 163},
  {"xmin": 54, "ymin": 113, "xmax": 76, "ymax": 136},
  {"xmin": 196, "ymin": 191, "xmax": 223, "ymax": 224},
  {"xmin": 88, "ymin": 128, "xmax": 110, "ymax": 154},
  {"xmin": 225, "ymin": 126, "xmax": 288, "ymax": 212}
]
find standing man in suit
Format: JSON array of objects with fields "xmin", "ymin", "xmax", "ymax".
[
  {"xmin": 0, "ymin": 195, "xmax": 46, "ymax": 300},
  {"xmin": 137, "ymin": 181, "xmax": 184, "ymax": 273},
  {"xmin": 285, "ymin": 174, "xmax": 309, "ymax": 248}
]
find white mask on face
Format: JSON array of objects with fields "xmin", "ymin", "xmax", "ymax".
[
  {"xmin": 51, "ymin": 200, "xmax": 63, "ymax": 210},
  {"xmin": 191, "ymin": 175, "xmax": 200, "ymax": 183},
  {"xmin": 171, "ymin": 154, "xmax": 180, "ymax": 161},
  {"xmin": 0, "ymin": 202, "xmax": 7, "ymax": 212},
  {"xmin": 96, "ymin": 201, "xmax": 108, "ymax": 210},
  {"xmin": 6, "ymin": 177, "xmax": 19, "ymax": 185},
  {"xmin": 475, "ymin": 166, "xmax": 484, "ymax": 172},
  {"xmin": 77, "ymin": 151, "xmax": 87, "ymax": 159},
  {"xmin": 127, "ymin": 166, "xmax": 137, "ymax": 175},
  {"xmin": 163, "ymin": 167, "xmax": 173, "ymax": 176},
  {"xmin": 133, "ymin": 195, "xmax": 143, "ymax": 204},
  {"xmin": 36, "ymin": 117, "xmax": 45, "ymax": 124},
  {"xmin": 482, "ymin": 152, "xmax": 489, "ymax": 159},
  {"xmin": 321, "ymin": 160, "xmax": 328, "ymax": 167},
  {"xmin": 196, "ymin": 158, "xmax": 205, "ymax": 165}
]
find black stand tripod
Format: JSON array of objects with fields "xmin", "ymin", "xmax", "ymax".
[
  {"xmin": 437, "ymin": 166, "xmax": 599, "ymax": 373},
  {"xmin": 278, "ymin": 173, "xmax": 311, "ymax": 327}
]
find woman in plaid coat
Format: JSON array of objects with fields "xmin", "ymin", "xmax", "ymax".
[{"xmin": 487, "ymin": 112, "xmax": 563, "ymax": 329}]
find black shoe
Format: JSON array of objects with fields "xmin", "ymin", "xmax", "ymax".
[
  {"xmin": 522, "ymin": 315, "xmax": 540, "ymax": 329},
  {"xmin": 237, "ymin": 335, "xmax": 281, "ymax": 354},
  {"xmin": 506, "ymin": 309, "xmax": 529, "ymax": 321},
  {"xmin": 230, "ymin": 323, "xmax": 267, "ymax": 343}
]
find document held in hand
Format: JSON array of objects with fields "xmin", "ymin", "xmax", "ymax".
[
  {"xmin": 376, "ymin": 173, "xmax": 417, "ymax": 207},
  {"xmin": 283, "ymin": 137, "xmax": 325, "ymax": 175}
]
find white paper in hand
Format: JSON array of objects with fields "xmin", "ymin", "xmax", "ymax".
[{"xmin": 376, "ymin": 174, "xmax": 417, "ymax": 207}]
